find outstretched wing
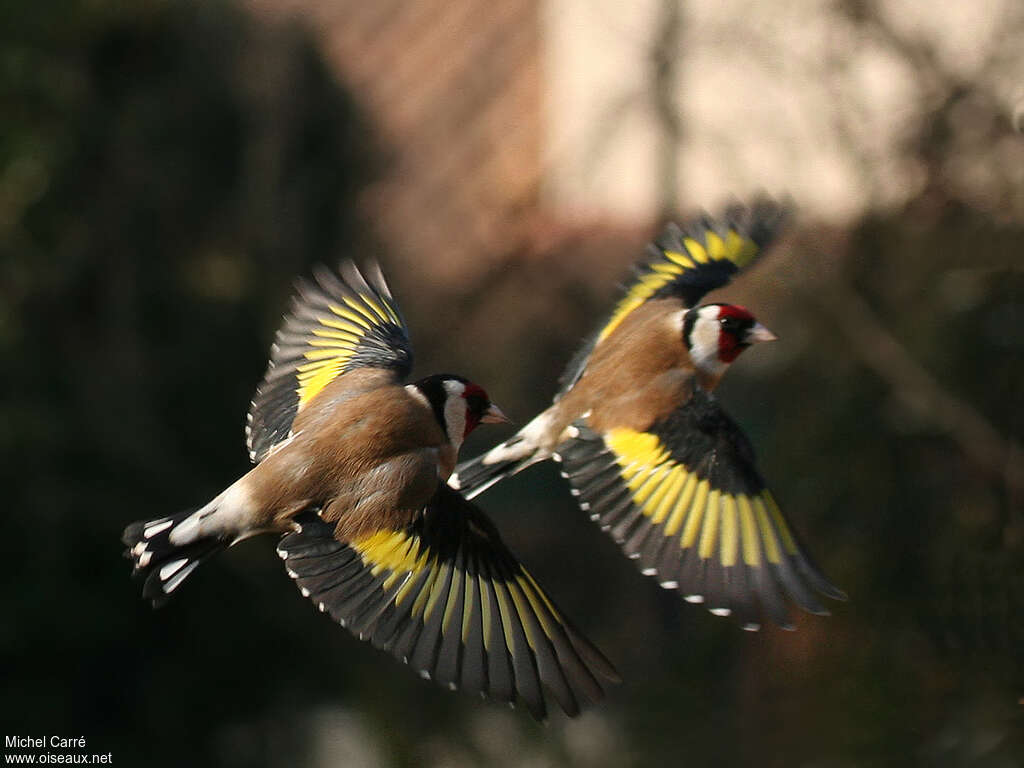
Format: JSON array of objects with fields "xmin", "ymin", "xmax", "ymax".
[
  {"xmin": 246, "ymin": 262, "xmax": 413, "ymax": 463},
  {"xmin": 277, "ymin": 485, "xmax": 619, "ymax": 720},
  {"xmin": 558, "ymin": 198, "xmax": 789, "ymax": 396},
  {"xmin": 553, "ymin": 388, "xmax": 844, "ymax": 630}
]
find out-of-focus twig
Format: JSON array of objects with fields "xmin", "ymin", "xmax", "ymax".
[{"xmin": 804, "ymin": 280, "xmax": 1024, "ymax": 506}]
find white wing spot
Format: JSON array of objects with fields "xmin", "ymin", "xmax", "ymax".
[{"xmin": 300, "ymin": 587, "xmax": 310, "ymax": 597}]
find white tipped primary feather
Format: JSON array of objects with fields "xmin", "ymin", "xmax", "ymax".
[
  {"xmin": 138, "ymin": 552, "xmax": 152, "ymax": 568},
  {"xmin": 300, "ymin": 587, "xmax": 310, "ymax": 597},
  {"xmin": 159, "ymin": 558, "xmax": 189, "ymax": 581},
  {"xmin": 144, "ymin": 520, "xmax": 173, "ymax": 538},
  {"xmin": 163, "ymin": 561, "xmax": 200, "ymax": 593},
  {"xmin": 641, "ymin": 567, "xmax": 657, "ymax": 576},
  {"xmin": 660, "ymin": 580, "xmax": 678, "ymax": 589},
  {"xmin": 684, "ymin": 594, "xmax": 705, "ymax": 604},
  {"xmin": 132, "ymin": 541, "xmax": 147, "ymax": 556},
  {"xmin": 742, "ymin": 623, "xmax": 761, "ymax": 632},
  {"xmin": 458, "ymin": 471, "xmax": 506, "ymax": 501},
  {"xmin": 710, "ymin": 608, "xmax": 732, "ymax": 617}
]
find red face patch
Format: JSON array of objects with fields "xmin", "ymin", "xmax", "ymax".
[
  {"xmin": 716, "ymin": 305, "xmax": 755, "ymax": 363},
  {"xmin": 461, "ymin": 383, "xmax": 490, "ymax": 437},
  {"xmin": 717, "ymin": 304, "xmax": 754, "ymax": 322}
]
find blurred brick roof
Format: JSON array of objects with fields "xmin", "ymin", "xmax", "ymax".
[{"xmin": 247, "ymin": 0, "xmax": 563, "ymax": 287}]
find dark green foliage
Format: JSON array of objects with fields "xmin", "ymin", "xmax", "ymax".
[{"xmin": 3, "ymin": 2, "xmax": 1023, "ymax": 766}]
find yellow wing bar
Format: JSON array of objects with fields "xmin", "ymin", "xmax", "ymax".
[
  {"xmin": 554, "ymin": 409, "xmax": 844, "ymax": 629},
  {"xmin": 277, "ymin": 489, "xmax": 619, "ymax": 719},
  {"xmin": 246, "ymin": 262, "xmax": 413, "ymax": 463},
  {"xmin": 556, "ymin": 200, "xmax": 788, "ymax": 400},
  {"xmin": 604, "ymin": 428, "xmax": 794, "ymax": 570}
]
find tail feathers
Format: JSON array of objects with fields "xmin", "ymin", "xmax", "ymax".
[
  {"xmin": 122, "ymin": 510, "xmax": 228, "ymax": 607},
  {"xmin": 450, "ymin": 436, "xmax": 541, "ymax": 500}
]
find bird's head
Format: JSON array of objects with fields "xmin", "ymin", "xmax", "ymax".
[
  {"xmin": 413, "ymin": 374, "xmax": 510, "ymax": 451},
  {"xmin": 682, "ymin": 303, "xmax": 777, "ymax": 376}
]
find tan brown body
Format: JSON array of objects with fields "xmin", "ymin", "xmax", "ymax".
[
  {"xmin": 512, "ymin": 299, "xmax": 722, "ymax": 461},
  {"xmin": 185, "ymin": 370, "xmax": 451, "ymax": 546}
]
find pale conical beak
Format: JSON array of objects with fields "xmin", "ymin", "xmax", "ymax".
[
  {"xmin": 745, "ymin": 322, "xmax": 778, "ymax": 344},
  {"xmin": 481, "ymin": 403, "xmax": 512, "ymax": 424}
]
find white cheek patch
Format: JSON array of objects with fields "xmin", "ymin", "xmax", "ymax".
[
  {"xmin": 441, "ymin": 379, "xmax": 468, "ymax": 452},
  {"xmin": 443, "ymin": 393, "xmax": 467, "ymax": 452},
  {"xmin": 688, "ymin": 311, "xmax": 728, "ymax": 376}
]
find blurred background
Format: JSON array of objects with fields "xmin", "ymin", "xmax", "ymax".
[{"xmin": 3, "ymin": 0, "xmax": 1023, "ymax": 765}]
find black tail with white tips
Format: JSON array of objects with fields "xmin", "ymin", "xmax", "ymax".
[
  {"xmin": 122, "ymin": 511, "xmax": 228, "ymax": 607},
  {"xmin": 449, "ymin": 435, "xmax": 537, "ymax": 500}
]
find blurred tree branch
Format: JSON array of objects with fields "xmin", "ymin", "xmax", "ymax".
[{"xmin": 804, "ymin": 276, "xmax": 1024, "ymax": 510}]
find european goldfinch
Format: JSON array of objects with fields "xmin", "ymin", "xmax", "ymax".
[
  {"xmin": 123, "ymin": 262, "xmax": 618, "ymax": 719},
  {"xmin": 451, "ymin": 200, "xmax": 846, "ymax": 630}
]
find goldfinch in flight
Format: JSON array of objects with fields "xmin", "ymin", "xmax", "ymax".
[
  {"xmin": 451, "ymin": 200, "xmax": 846, "ymax": 631},
  {"xmin": 123, "ymin": 262, "xmax": 618, "ymax": 719}
]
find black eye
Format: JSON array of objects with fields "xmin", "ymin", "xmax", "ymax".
[
  {"xmin": 719, "ymin": 316, "xmax": 739, "ymax": 332},
  {"xmin": 466, "ymin": 394, "xmax": 487, "ymax": 413}
]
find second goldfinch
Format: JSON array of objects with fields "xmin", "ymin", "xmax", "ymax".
[{"xmin": 452, "ymin": 199, "xmax": 846, "ymax": 630}]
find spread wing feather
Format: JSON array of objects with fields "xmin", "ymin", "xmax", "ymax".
[
  {"xmin": 558, "ymin": 198, "xmax": 789, "ymax": 397},
  {"xmin": 277, "ymin": 486, "xmax": 618, "ymax": 719},
  {"xmin": 246, "ymin": 262, "xmax": 413, "ymax": 463},
  {"xmin": 553, "ymin": 388, "xmax": 844, "ymax": 630}
]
